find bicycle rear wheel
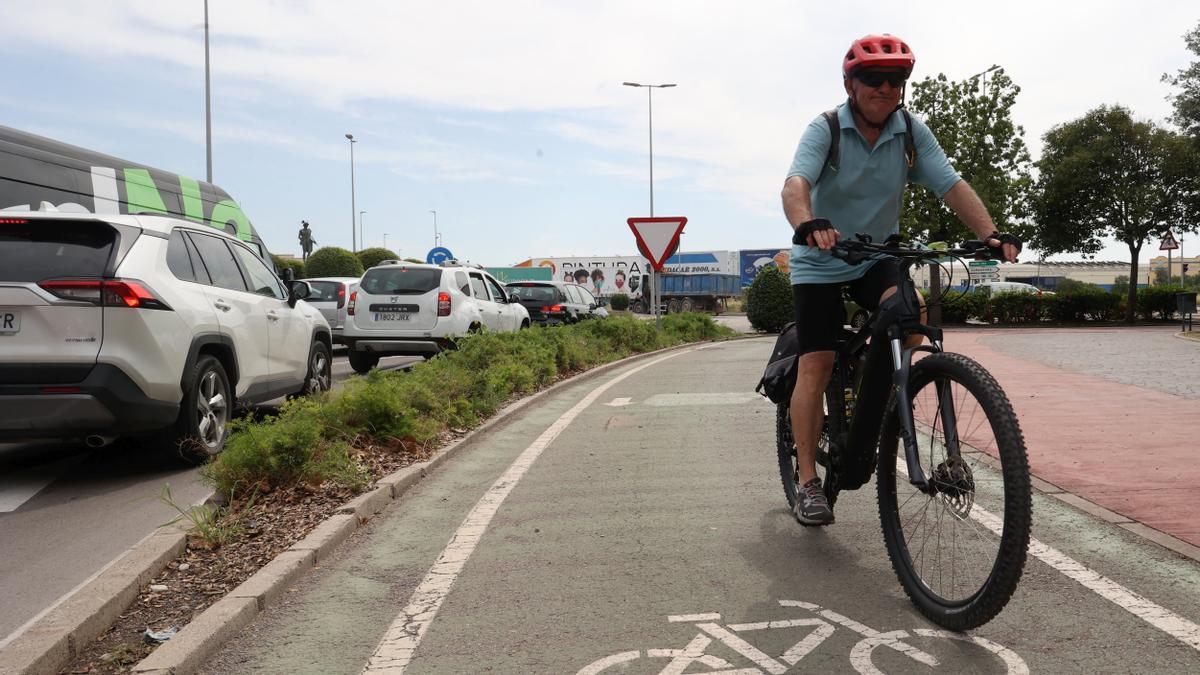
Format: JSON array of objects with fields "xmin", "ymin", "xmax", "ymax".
[
  {"xmin": 776, "ymin": 383, "xmax": 839, "ymax": 510},
  {"xmin": 876, "ymin": 352, "xmax": 1031, "ymax": 630}
]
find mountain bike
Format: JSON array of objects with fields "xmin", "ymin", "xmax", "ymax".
[{"xmin": 776, "ymin": 236, "xmax": 1031, "ymax": 631}]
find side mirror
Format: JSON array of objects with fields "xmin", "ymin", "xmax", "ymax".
[
  {"xmin": 588, "ymin": 303, "xmax": 598, "ymax": 310},
  {"xmin": 282, "ymin": 267, "xmax": 295, "ymax": 282},
  {"xmin": 509, "ymin": 292, "xmax": 521, "ymax": 304},
  {"xmin": 288, "ymin": 280, "xmax": 311, "ymax": 306}
]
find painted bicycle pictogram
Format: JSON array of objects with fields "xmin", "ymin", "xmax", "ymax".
[{"xmin": 578, "ymin": 599, "xmax": 1028, "ymax": 674}]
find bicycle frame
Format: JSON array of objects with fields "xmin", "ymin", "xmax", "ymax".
[{"xmin": 835, "ymin": 263, "xmax": 959, "ymax": 495}]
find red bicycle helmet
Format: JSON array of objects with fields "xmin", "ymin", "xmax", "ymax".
[{"xmin": 843, "ymin": 34, "xmax": 915, "ymax": 78}]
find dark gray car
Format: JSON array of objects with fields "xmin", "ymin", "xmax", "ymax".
[
  {"xmin": 505, "ymin": 281, "xmax": 607, "ymax": 326},
  {"xmin": 304, "ymin": 276, "xmax": 359, "ymax": 344}
]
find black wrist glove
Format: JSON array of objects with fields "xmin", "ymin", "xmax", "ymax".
[
  {"xmin": 793, "ymin": 218, "xmax": 834, "ymax": 246},
  {"xmin": 987, "ymin": 231, "xmax": 1023, "ymax": 254}
]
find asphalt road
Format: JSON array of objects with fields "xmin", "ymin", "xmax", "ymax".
[
  {"xmin": 201, "ymin": 337, "xmax": 1200, "ymax": 674},
  {"xmin": 0, "ymin": 351, "xmax": 418, "ymax": 643}
]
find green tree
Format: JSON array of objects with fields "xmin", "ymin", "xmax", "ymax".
[
  {"xmin": 357, "ymin": 247, "xmax": 399, "ymax": 270},
  {"xmin": 303, "ymin": 246, "xmax": 364, "ymax": 278},
  {"xmin": 901, "ymin": 68, "xmax": 1034, "ymax": 244},
  {"xmin": 1032, "ymin": 105, "xmax": 1200, "ymax": 322},
  {"xmin": 1163, "ymin": 21, "xmax": 1200, "ymax": 141}
]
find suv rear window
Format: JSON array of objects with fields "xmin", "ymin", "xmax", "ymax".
[
  {"xmin": 0, "ymin": 220, "xmax": 115, "ymax": 282},
  {"xmin": 307, "ymin": 280, "xmax": 343, "ymax": 301},
  {"xmin": 361, "ymin": 268, "xmax": 441, "ymax": 295},
  {"xmin": 508, "ymin": 284, "xmax": 557, "ymax": 303}
]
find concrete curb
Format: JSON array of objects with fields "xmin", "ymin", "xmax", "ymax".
[{"xmin": 0, "ymin": 340, "xmax": 700, "ymax": 675}]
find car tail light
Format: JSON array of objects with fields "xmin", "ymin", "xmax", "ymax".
[
  {"xmin": 541, "ymin": 304, "xmax": 564, "ymax": 313},
  {"xmin": 337, "ymin": 283, "xmax": 347, "ymax": 308},
  {"xmin": 438, "ymin": 292, "xmax": 451, "ymax": 317},
  {"xmin": 38, "ymin": 279, "xmax": 171, "ymax": 310},
  {"xmin": 348, "ymin": 290, "xmax": 357, "ymax": 316}
]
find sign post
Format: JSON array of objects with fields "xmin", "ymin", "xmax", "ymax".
[
  {"xmin": 1161, "ymin": 232, "xmax": 1179, "ymax": 283},
  {"xmin": 628, "ymin": 217, "xmax": 687, "ymax": 330}
]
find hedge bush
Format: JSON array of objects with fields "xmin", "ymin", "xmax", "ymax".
[
  {"xmin": 1045, "ymin": 286, "xmax": 1121, "ymax": 322},
  {"xmin": 925, "ymin": 290, "xmax": 984, "ymax": 323},
  {"xmin": 303, "ymin": 246, "xmax": 364, "ymax": 278},
  {"xmin": 988, "ymin": 292, "xmax": 1045, "ymax": 324},
  {"xmin": 201, "ymin": 315, "xmax": 736, "ymax": 498},
  {"xmin": 746, "ymin": 265, "xmax": 792, "ymax": 332},
  {"xmin": 609, "ymin": 293, "xmax": 630, "ymax": 311},
  {"xmin": 1137, "ymin": 285, "xmax": 1185, "ymax": 320},
  {"xmin": 357, "ymin": 247, "xmax": 399, "ymax": 270},
  {"xmin": 271, "ymin": 255, "xmax": 305, "ymax": 280}
]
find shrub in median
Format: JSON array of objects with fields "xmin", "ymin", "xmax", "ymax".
[
  {"xmin": 202, "ymin": 316, "xmax": 736, "ymax": 498},
  {"xmin": 1137, "ymin": 285, "xmax": 1185, "ymax": 320},
  {"xmin": 746, "ymin": 265, "xmax": 792, "ymax": 332},
  {"xmin": 304, "ymin": 246, "xmax": 364, "ymax": 278},
  {"xmin": 357, "ymin": 247, "xmax": 399, "ymax": 270},
  {"xmin": 1045, "ymin": 286, "xmax": 1121, "ymax": 322},
  {"xmin": 609, "ymin": 293, "xmax": 630, "ymax": 311}
]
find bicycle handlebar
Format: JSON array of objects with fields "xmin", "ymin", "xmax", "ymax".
[{"xmin": 830, "ymin": 236, "xmax": 1007, "ymax": 266}]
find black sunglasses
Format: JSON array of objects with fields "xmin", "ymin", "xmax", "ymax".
[{"xmin": 855, "ymin": 71, "xmax": 908, "ymax": 88}]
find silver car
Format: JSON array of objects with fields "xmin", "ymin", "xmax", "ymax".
[{"xmin": 304, "ymin": 277, "xmax": 360, "ymax": 344}]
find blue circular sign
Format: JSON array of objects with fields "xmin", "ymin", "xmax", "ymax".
[{"xmin": 426, "ymin": 246, "xmax": 454, "ymax": 265}]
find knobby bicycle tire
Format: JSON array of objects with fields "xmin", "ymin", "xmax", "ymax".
[{"xmin": 876, "ymin": 352, "xmax": 1031, "ymax": 631}]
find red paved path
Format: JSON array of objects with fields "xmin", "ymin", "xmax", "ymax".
[{"xmin": 948, "ymin": 330, "xmax": 1200, "ymax": 547}]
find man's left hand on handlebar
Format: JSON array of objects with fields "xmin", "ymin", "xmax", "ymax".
[
  {"xmin": 984, "ymin": 231, "xmax": 1022, "ymax": 263},
  {"xmin": 793, "ymin": 218, "xmax": 842, "ymax": 250}
]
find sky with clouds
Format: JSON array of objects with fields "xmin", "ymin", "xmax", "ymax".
[{"xmin": 2, "ymin": 1, "xmax": 1197, "ymax": 265}]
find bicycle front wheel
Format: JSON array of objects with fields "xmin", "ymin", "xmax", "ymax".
[{"xmin": 876, "ymin": 352, "xmax": 1031, "ymax": 630}]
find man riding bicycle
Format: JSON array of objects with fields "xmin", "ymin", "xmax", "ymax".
[{"xmin": 781, "ymin": 34, "xmax": 1021, "ymax": 525}]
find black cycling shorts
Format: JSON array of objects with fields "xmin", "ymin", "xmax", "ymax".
[{"xmin": 791, "ymin": 259, "xmax": 903, "ymax": 355}]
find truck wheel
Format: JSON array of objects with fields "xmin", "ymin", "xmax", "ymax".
[
  {"xmin": 631, "ymin": 299, "xmax": 645, "ymax": 314},
  {"xmin": 681, "ymin": 298, "xmax": 695, "ymax": 313},
  {"xmin": 667, "ymin": 298, "xmax": 682, "ymax": 314}
]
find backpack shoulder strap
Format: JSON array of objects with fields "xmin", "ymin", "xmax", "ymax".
[
  {"xmin": 900, "ymin": 108, "xmax": 916, "ymax": 169},
  {"xmin": 822, "ymin": 109, "xmax": 841, "ymax": 174}
]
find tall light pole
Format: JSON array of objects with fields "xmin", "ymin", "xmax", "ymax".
[
  {"xmin": 429, "ymin": 210, "xmax": 439, "ymax": 248},
  {"xmin": 346, "ymin": 133, "xmax": 357, "ymax": 252},
  {"xmin": 969, "ymin": 64, "xmax": 1000, "ymax": 93},
  {"xmin": 622, "ymin": 82, "xmax": 676, "ymax": 216},
  {"xmin": 623, "ymin": 81, "xmax": 676, "ymax": 329},
  {"xmin": 203, "ymin": 0, "xmax": 212, "ymax": 182},
  {"xmin": 359, "ymin": 210, "xmax": 367, "ymax": 250},
  {"xmin": 383, "ymin": 233, "xmax": 389, "ymax": 250}
]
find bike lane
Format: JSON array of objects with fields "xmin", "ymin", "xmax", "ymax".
[{"xmin": 201, "ymin": 339, "xmax": 1200, "ymax": 674}]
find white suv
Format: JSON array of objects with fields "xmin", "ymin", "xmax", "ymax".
[
  {"xmin": 0, "ymin": 212, "xmax": 333, "ymax": 463},
  {"xmin": 341, "ymin": 260, "xmax": 530, "ymax": 373}
]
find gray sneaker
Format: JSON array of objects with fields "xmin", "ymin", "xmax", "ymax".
[{"xmin": 793, "ymin": 477, "xmax": 834, "ymax": 526}]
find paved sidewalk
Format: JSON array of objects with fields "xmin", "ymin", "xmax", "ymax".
[{"xmin": 946, "ymin": 327, "xmax": 1200, "ymax": 548}]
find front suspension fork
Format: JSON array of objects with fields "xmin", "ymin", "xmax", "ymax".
[{"xmin": 888, "ymin": 325, "xmax": 957, "ymax": 493}]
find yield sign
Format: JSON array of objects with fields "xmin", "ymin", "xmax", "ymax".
[
  {"xmin": 628, "ymin": 217, "xmax": 687, "ymax": 271},
  {"xmin": 1160, "ymin": 231, "xmax": 1180, "ymax": 251}
]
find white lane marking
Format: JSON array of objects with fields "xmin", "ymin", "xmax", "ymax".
[
  {"xmin": 362, "ymin": 349, "xmax": 695, "ymax": 673},
  {"xmin": 696, "ymin": 622, "xmax": 787, "ymax": 674},
  {"xmin": 913, "ymin": 630, "xmax": 1029, "ymax": 675},
  {"xmin": 604, "ymin": 397, "xmax": 633, "ymax": 407},
  {"xmin": 643, "ymin": 392, "xmax": 764, "ymax": 407},
  {"xmin": 0, "ymin": 488, "xmax": 212, "ymax": 649},
  {"xmin": 576, "ymin": 650, "xmax": 640, "ymax": 675},
  {"xmin": 896, "ymin": 454, "xmax": 1200, "ymax": 652},
  {"xmin": 668, "ymin": 612, "xmax": 721, "ymax": 622},
  {"xmin": 727, "ymin": 618, "xmax": 835, "ymax": 666},
  {"xmin": 0, "ymin": 455, "xmax": 85, "ymax": 512},
  {"xmin": 815, "ymin": 609, "xmax": 938, "ymax": 667}
]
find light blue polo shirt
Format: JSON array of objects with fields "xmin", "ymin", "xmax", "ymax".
[{"xmin": 785, "ymin": 101, "xmax": 961, "ymax": 284}]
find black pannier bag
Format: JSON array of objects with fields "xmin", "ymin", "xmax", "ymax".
[{"xmin": 755, "ymin": 322, "xmax": 799, "ymax": 404}]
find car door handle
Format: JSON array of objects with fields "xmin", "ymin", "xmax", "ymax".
[
  {"xmin": 267, "ymin": 310, "xmax": 280, "ymax": 322},
  {"xmin": 214, "ymin": 300, "xmax": 232, "ymax": 312}
]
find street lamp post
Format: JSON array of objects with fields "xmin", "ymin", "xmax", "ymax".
[
  {"xmin": 623, "ymin": 81, "xmax": 676, "ymax": 329},
  {"xmin": 969, "ymin": 64, "xmax": 1001, "ymax": 93},
  {"xmin": 382, "ymin": 233, "xmax": 388, "ymax": 250},
  {"xmin": 359, "ymin": 211, "xmax": 366, "ymax": 251},
  {"xmin": 203, "ymin": 0, "xmax": 212, "ymax": 183},
  {"xmin": 346, "ymin": 133, "xmax": 357, "ymax": 252},
  {"xmin": 429, "ymin": 210, "xmax": 439, "ymax": 248}
]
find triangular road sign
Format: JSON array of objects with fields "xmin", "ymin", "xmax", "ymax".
[
  {"xmin": 1161, "ymin": 231, "xmax": 1180, "ymax": 251},
  {"xmin": 628, "ymin": 217, "xmax": 687, "ymax": 271}
]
